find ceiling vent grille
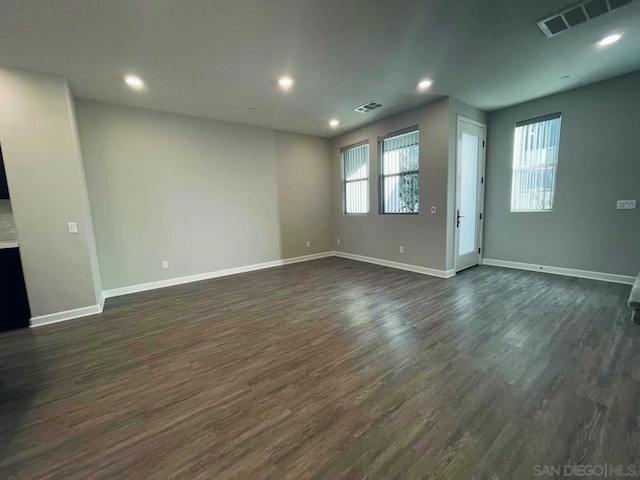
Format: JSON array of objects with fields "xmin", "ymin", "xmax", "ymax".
[
  {"xmin": 538, "ymin": 0, "xmax": 632, "ymax": 38},
  {"xmin": 354, "ymin": 101, "xmax": 383, "ymax": 113}
]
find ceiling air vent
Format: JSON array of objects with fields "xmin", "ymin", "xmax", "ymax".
[
  {"xmin": 354, "ymin": 101, "xmax": 383, "ymax": 113},
  {"xmin": 538, "ymin": 0, "xmax": 633, "ymax": 38}
]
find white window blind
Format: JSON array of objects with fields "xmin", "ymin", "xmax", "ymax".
[
  {"xmin": 381, "ymin": 129, "xmax": 419, "ymax": 214},
  {"xmin": 511, "ymin": 114, "xmax": 562, "ymax": 212},
  {"xmin": 342, "ymin": 143, "xmax": 369, "ymax": 214}
]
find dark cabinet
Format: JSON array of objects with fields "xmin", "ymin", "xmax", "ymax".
[
  {"xmin": 0, "ymin": 247, "xmax": 31, "ymax": 331},
  {"xmin": 0, "ymin": 148, "xmax": 9, "ymax": 200}
]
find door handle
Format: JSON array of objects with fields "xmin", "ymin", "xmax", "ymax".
[{"xmin": 456, "ymin": 210, "xmax": 465, "ymax": 228}]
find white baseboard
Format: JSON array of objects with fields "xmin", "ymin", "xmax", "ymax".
[
  {"xmin": 281, "ymin": 251, "xmax": 333, "ymax": 266},
  {"xmin": 28, "ymin": 253, "xmax": 633, "ymax": 329},
  {"xmin": 30, "ymin": 252, "xmax": 333, "ymax": 328},
  {"xmin": 102, "ymin": 251, "xmax": 334, "ymax": 299},
  {"xmin": 333, "ymin": 251, "xmax": 456, "ymax": 279},
  {"xmin": 30, "ymin": 251, "xmax": 453, "ymax": 328},
  {"xmin": 481, "ymin": 258, "xmax": 635, "ymax": 285},
  {"xmin": 30, "ymin": 303, "xmax": 103, "ymax": 328}
]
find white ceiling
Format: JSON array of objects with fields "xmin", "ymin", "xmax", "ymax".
[{"xmin": 0, "ymin": 0, "xmax": 638, "ymax": 137}]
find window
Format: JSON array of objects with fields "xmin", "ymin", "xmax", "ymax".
[
  {"xmin": 380, "ymin": 129, "xmax": 419, "ymax": 214},
  {"xmin": 511, "ymin": 114, "xmax": 562, "ymax": 212},
  {"xmin": 342, "ymin": 143, "xmax": 369, "ymax": 214}
]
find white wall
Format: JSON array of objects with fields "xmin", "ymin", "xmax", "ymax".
[
  {"xmin": 76, "ymin": 100, "xmax": 332, "ymax": 290},
  {"xmin": 0, "ymin": 68, "xmax": 101, "ymax": 316}
]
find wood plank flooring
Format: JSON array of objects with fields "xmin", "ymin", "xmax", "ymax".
[{"xmin": 0, "ymin": 257, "xmax": 638, "ymax": 479}]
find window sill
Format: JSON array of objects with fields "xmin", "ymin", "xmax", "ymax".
[
  {"xmin": 380, "ymin": 213, "xmax": 420, "ymax": 216},
  {"xmin": 510, "ymin": 210, "xmax": 554, "ymax": 213}
]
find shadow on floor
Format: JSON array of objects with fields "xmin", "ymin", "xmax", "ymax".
[{"xmin": 0, "ymin": 329, "xmax": 43, "ymax": 461}]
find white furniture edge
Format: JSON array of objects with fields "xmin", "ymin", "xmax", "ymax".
[
  {"xmin": 0, "ymin": 240, "xmax": 19, "ymax": 249},
  {"xmin": 481, "ymin": 258, "xmax": 635, "ymax": 285},
  {"xmin": 333, "ymin": 251, "xmax": 456, "ymax": 279}
]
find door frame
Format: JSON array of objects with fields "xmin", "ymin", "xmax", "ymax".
[{"xmin": 454, "ymin": 115, "xmax": 487, "ymax": 272}]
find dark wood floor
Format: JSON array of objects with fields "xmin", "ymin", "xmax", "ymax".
[{"xmin": 0, "ymin": 257, "xmax": 637, "ymax": 479}]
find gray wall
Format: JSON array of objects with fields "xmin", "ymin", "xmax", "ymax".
[
  {"xmin": 275, "ymin": 131, "xmax": 332, "ymax": 260},
  {"xmin": 484, "ymin": 71, "xmax": 640, "ymax": 276},
  {"xmin": 331, "ymin": 97, "xmax": 486, "ymax": 273},
  {"xmin": 0, "ymin": 68, "xmax": 102, "ymax": 316},
  {"xmin": 331, "ymin": 98, "xmax": 451, "ymax": 271},
  {"xmin": 76, "ymin": 100, "xmax": 331, "ymax": 290}
]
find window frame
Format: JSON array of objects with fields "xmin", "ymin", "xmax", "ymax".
[
  {"xmin": 341, "ymin": 140, "xmax": 370, "ymax": 215},
  {"xmin": 378, "ymin": 126, "xmax": 420, "ymax": 215},
  {"xmin": 510, "ymin": 113, "xmax": 562, "ymax": 213}
]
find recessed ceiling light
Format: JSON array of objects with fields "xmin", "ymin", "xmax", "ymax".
[
  {"xmin": 124, "ymin": 75, "xmax": 145, "ymax": 90},
  {"xmin": 597, "ymin": 33, "xmax": 622, "ymax": 46},
  {"xmin": 278, "ymin": 76, "xmax": 294, "ymax": 90},
  {"xmin": 329, "ymin": 119, "xmax": 340, "ymax": 128},
  {"xmin": 417, "ymin": 78, "xmax": 433, "ymax": 90}
]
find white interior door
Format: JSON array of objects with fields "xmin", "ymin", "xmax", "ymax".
[{"xmin": 455, "ymin": 117, "xmax": 486, "ymax": 272}]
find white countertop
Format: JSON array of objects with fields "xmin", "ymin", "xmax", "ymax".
[{"xmin": 0, "ymin": 199, "xmax": 18, "ymax": 248}]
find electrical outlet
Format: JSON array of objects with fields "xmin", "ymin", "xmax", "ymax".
[
  {"xmin": 399, "ymin": 246, "xmax": 404, "ymax": 254},
  {"xmin": 67, "ymin": 222, "xmax": 78, "ymax": 234},
  {"xmin": 430, "ymin": 206, "xmax": 436, "ymax": 215},
  {"xmin": 306, "ymin": 241, "xmax": 311, "ymax": 248},
  {"xmin": 162, "ymin": 260, "xmax": 169, "ymax": 269},
  {"xmin": 337, "ymin": 238, "xmax": 341, "ymax": 245},
  {"xmin": 617, "ymin": 200, "xmax": 636, "ymax": 210}
]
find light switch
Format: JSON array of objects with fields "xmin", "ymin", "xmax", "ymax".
[
  {"xmin": 67, "ymin": 222, "xmax": 78, "ymax": 234},
  {"xmin": 616, "ymin": 200, "xmax": 637, "ymax": 210}
]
